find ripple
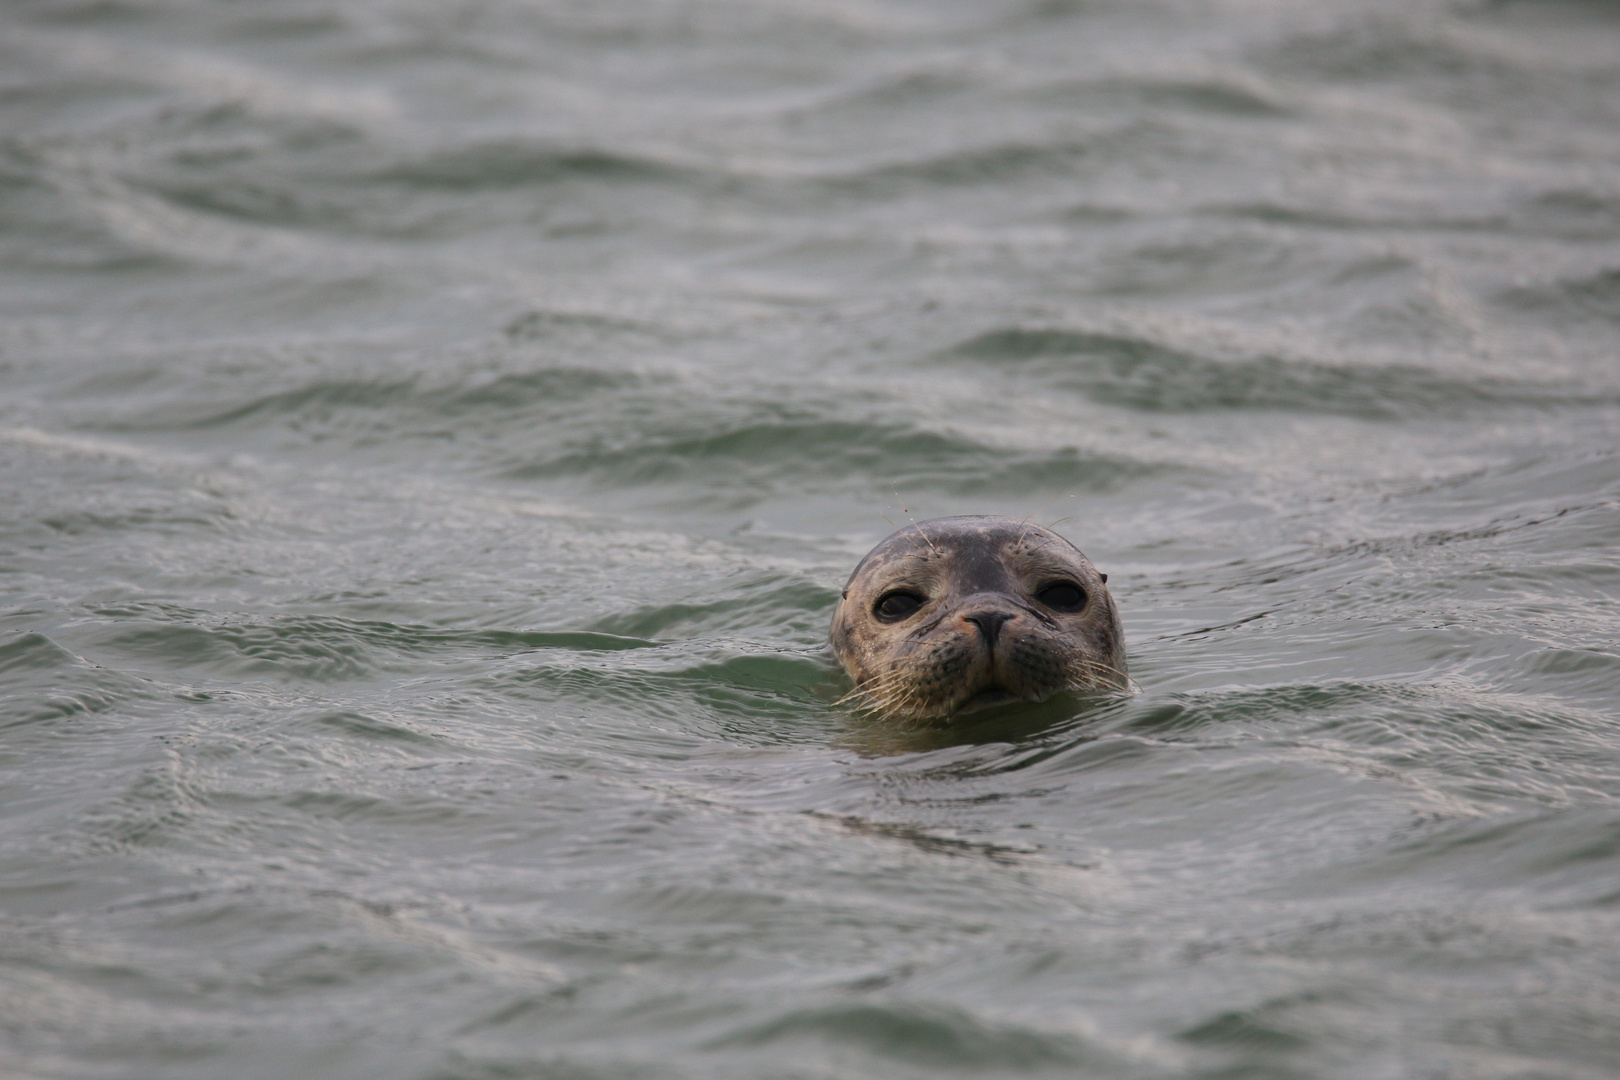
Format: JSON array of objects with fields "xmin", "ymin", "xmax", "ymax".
[
  {"xmin": 84, "ymin": 614, "xmax": 666, "ymax": 683},
  {"xmin": 480, "ymin": 643, "xmax": 834, "ymax": 728},
  {"xmin": 93, "ymin": 358, "xmax": 642, "ymax": 444},
  {"xmin": 825, "ymin": 139, "xmax": 1096, "ymax": 191},
  {"xmin": 0, "ymin": 632, "xmax": 161, "ymax": 728},
  {"xmin": 941, "ymin": 327, "xmax": 1617, "ymax": 416},
  {"xmin": 1259, "ymin": 19, "xmax": 1521, "ymax": 84},
  {"xmin": 364, "ymin": 140, "xmax": 703, "ymax": 192},
  {"xmin": 587, "ymin": 575, "xmax": 836, "ymax": 641},
  {"xmin": 501, "ymin": 405, "xmax": 1164, "ymax": 498},
  {"xmin": 1495, "ymin": 266, "xmax": 1620, "ymax": 324},
  {"xmin": 704, "ymin": 1001, "xmax": 1104, "ymax": 1070}
]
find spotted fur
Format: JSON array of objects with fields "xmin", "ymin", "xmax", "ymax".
[{"xmin": 831, "ymin": 516, "xmax": 1128, "ymax": 722}]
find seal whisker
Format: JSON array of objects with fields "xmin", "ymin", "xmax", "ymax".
[
  {"xmin": 892, "ymin": 488, "xmax": 939, "ymax": 555},
  {"xmin": 866, "ymin": 663, "xmax": 943, "ymax": 722},
  {"xmin": 1017, "ymin": 496, "xmax": 1064, "ymax": 546},
  {"xmin": 1062, "ymin": 653, "xmax": 1132, "ymax": 693}
]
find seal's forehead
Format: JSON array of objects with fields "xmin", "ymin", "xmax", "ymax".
[{"xmin": 846, "ymin": 515, "xmax": 1083, "ymax": 588}]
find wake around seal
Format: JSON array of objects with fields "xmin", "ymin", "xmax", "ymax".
[{"xmin": 830, "ymin": 516, "xmax": 1128, "ymax": 722}]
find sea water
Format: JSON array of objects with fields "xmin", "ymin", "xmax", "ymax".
[{"xmin": 3, "ymin": 1, "xmax": 1619, "ymax": 1077}]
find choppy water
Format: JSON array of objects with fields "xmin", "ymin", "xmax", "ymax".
[{"xmin": 4, "ymin": 0, "xmax": 1620, "ymax": 1077}]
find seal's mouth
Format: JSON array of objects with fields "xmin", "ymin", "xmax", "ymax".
[{"xmin": 954, "ymin": 686, "xmax": 1024, "ymax": 714}]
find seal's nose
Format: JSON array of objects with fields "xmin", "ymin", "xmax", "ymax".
[{"xmin": 963, "ymin": 609, "xmax": 1015, "ymax": 649}]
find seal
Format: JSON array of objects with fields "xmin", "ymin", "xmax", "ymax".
[{"xmin": 830, "ymin": 515, "xmax": 1127, "ymax": 722}]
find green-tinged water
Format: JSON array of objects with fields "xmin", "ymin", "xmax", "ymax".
[{"xmin": 3, "ymin": 1, "xmax": 1619, "ymax": 1077}]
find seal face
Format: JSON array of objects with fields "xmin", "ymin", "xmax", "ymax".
[{"xmin": 830, "ymin": 516, "xmax": 1127, "ymax": 722}]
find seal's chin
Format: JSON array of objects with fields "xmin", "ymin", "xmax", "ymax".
[{"xmin": 953, "ymin": 686, "xmax": 1029, "ymax": 715}]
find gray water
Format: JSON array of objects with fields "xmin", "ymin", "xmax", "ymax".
[{"xmin": 3, "ymin": 1, "xmax": 1620, "ymax": 1077}]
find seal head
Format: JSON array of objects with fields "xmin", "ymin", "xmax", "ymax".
[{"xmin": 830, "ymin": 515, "xmax": 1127, "ymax": 721}]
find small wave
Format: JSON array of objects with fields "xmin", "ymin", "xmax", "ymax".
[
  {"xmin": 114, "ymin": 362, "xmax": 637, "ymax": 436},
  {"xmin": 1088, "ymin": 679, "xmax": 1620, "ymax": 806},
  {"xmin": 94, "ymin": 119, "xmax": 719, "ymax": 238},
  {"xmin": 781, "ymin": 66, "xmax": 979, "ymax": 118},
  {"xmin": 1128, "ymin": 77, "xmax": 1292, "ymax": 116},
  {"xmin": 1178, "ymin": 998, "xmax": 1314, "ymax": 1051},
  {"xmin": 102, "ymin": 621, "xmax": 377, "ymax": 682},
  {"xmin": 480, "ymin": 640, "xmax": 836, "ymax": 730},
  {"xmin": 704, "ymin": 1000, "xmax": 1104, "ymax": 1069},
  {"xmin": 1026, "ymin": 74, "xmax": 1293, "ymax": 118},
  {"xmin": 35, "ymin": 499, "xmax": 236, "ymax": 537},
  {"xmin": 502, "ymin": 408, "xmax": 1162, "ymax": 497},
  {"xmin": 297, "ymin": 710, "xmax": 446, "ymax": 747},
  {"xmin": 269, "ymin": 789, "xmax": 471, "ymax": 827},
  {"xmin": 1375, "ymin": 807, "xmax": 1620, "ymax": 909},
  {"xmin": 35, "ymin": 358, "xmax": 1173, "ymax": 497},
  {"xmin": 1515, "ymin": 189, "xmax": 1620, "ymax": 241},
  {"xmin": 823, "ymin": 139, "xmax": 1096, "ymax": 191},
  {"xmin": 216, "ymin": 11, "xmax": 348, "ymax": 41},
  {"xmin": 90, "ymin": 613, "xmax": 664, "ymax": 683},
  {"xmin": 1258, "ymin": 18, "xmax": 1520, "ymax": 84},
  {"xmin": 941, "ymin": 327, "xmax": 1616, "ymax": 417},
  {"xmin": 501, "ymin": 308, "xmax": 661, "ymax": 342},
  {"xmin": 1494, "ymin": 266, "xmax": 1620, "ymax": 324},
  {"xmin": 0, "ymin": 632, "xmax": 162, "ymax": 728},
  {"xmin": 1207, "ymin": 200, "xmax": 1508, "ymax": 233},
  {"xmin": 130, "ymin": 374, "xmax": 411, "ymax": 431},
  {"xmin": 1110, "ymin": 682, "xmax": 1416, "ymax": 739},
  {"xmin": 130, "ymin": 170, "xmax": 372, "ymax": 235},
  {"xmin": 1216, "ymin": 188, "xmax": 1620, "ymax": 242},
  {"xmin": 365, "ymin": 140, "xmax": 701, "ymax": 191},
  {"xmin": 439, "ymin": 369, "xmax": 634, "ymax": 413},
  {"xmin": 1523, "ymin": 648, "xmax": 1620, "ymax": 700},
  {"xmin": 588, "ymin": 576, "xmax": 836, "ymax": 642}
]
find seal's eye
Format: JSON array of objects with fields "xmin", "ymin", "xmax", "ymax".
[
  {"xmin": 873, "ymin": 590, "xmax": 926, "ymax": 623},
  {"xmin": 1035, "ymin": 581, "xmax": 1086, "ymax": 613}
]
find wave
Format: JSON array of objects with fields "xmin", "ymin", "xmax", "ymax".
[
  {"xmin": 1213, "ymin": 187, "xmax": 1620, "ymax": 242},
  {"xmin": 703, "ymin": 1000, "xmax": 1106, "ymax": 1070},
  {"xmin": 0, "ymin": 632, "xmax": 165, "ymax": 728},
  {"xmin": 477, "ymin": 643, "xmax": 836, "ymax": 731},
  {"xmin": 77, "ymin": 347, "xmax": 1180, "ymax": 497},
  {"xmin": 822, "ymin": 138, "xmax": 1100, "ymax": 192},
  {"xmin": 57, "ymin": 605, "xmax": 835, "ymax": 734},
  {"xmin": 587, "ymin": 576, "xmax": 837, "ymax": 642},
  {"xmin": 362, "ymin": 140, "xmax": 703, "ymax": 191},
  {"xmin": 1494, "ymin": 266, "xmax": 1620, "ymax": 324},
  {"xmin": 89, "ymin": 356, "xmax": 640, "ymax": 451},
  {"xmin": 941, "ymin": 327, "xmax": 1619, "ymax": 417},
  {"xmin": 1258, "ymin": 17, "xmax": 1529, "ymax": 84},
  {"xmin": 501, "ymin": 409, "xmax": 1163, "ymax": 497},
  {"xmin": 84, "ymin": 611, "xmax": 666, "ymax": 683},
  {"xmin": 1024, "ymin": 74, "xmax": 1293, "ymax": 118}
]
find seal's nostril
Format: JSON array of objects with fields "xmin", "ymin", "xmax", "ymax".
[{"xmin": 963, "ymin": 610, "xmax": 1014, "ymax": 649}]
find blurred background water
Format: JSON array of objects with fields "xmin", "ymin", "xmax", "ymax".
[{"xmin": 3, "ymin": 0, "xmax": 1620, "ymax": 1077}]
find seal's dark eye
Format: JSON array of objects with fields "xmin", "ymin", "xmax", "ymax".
[
  {"xmin": 1035, "ymin": 581, "xmax": 1086, "ymax": 613},
  {"xmin": 874, "ymin": 590, "xmax": 926, "ymax": 622}
]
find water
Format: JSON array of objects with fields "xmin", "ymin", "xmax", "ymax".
[{"xmin": 3, "ymin": 0, "xmax": 1619, "ymax": 1076}]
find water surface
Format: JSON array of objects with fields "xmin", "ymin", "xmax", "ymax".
[{"xmin": 3, "ymin": 1, "xmax": 1620, "ymax": 1077}]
